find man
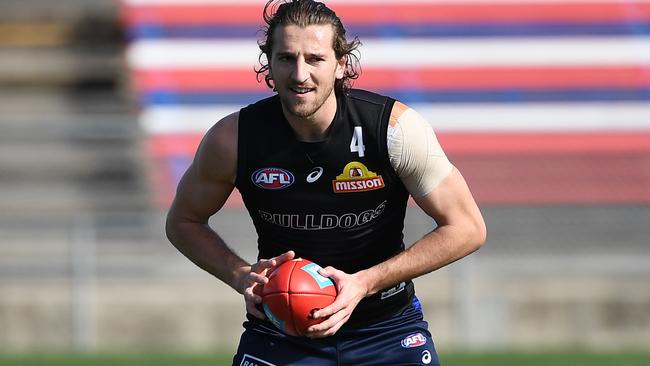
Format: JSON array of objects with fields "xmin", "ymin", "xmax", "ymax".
[{"xmin": 166, "ymin": 0, "xmax": 486, "ymax": 365}]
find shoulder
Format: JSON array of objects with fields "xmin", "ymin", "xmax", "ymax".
[
  {"xmin": 385, "ymin": 101, "xmax": 453, "ymax": 197},
  {"xmin": 345, "ymin": 88, "xmax": 393, "ymax": 106},
  {"xmin": 345, "ymin": 92, "xmax": 421, "ymax": 127},
  {"xmin": 240, "ymin": 94, "xmax": 280, "ymax": 116},
  {"xmin": 343, "ymin": 89, "xmax": 396, "ymax": 129},
  {"xmin": 238, "ymin": 94, "xmax": 282, "ymax": 131},
  {"xmin": 388, "ymin": 100, "xmax": 410, "ymax": 126},
  {"xmin": 203, "ymin": 111, "xmax": 239, "ymax": 153},
  {"xmin": 385, "ymin": 100, "xmax": 436, "ymax": 146},
  {"xmin": 195, "ymin": 111, "xmax": 239, "ymax": 184}
]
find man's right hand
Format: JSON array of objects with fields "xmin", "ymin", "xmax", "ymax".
[{"xmin": 238, "ymin": 250, "xmax": 295, "ymax": 319}]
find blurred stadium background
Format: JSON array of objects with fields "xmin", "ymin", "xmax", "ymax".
[{"xmin": 1, "ymin": 0, "xmax": 649, "ymax": 362}]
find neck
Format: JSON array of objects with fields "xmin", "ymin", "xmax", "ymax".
[{"xmin": 283, "ymin": 92, "xmax": 338, "ymax": 142}]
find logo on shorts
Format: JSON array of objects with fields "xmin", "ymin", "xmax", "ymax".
[
  {"xmin": 422, "ymin": 350, "xmax": 433, "ymax": 364},
  {"xmin": 401, "ymin": 332, "xmax": 427, "ymax": 348},
  {"xmin": 252, "ymin": 167, "xmax": 294, "ymax": 190},
  {"xmin": 240, "ymin": 353, "xmax": 276, "ymax": 366},
  {"xmin": 332, "ymin": 161, "xmax": 384, "ymax": 193}
]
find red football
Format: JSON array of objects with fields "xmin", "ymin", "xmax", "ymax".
[{"xmin": 261, "ymin": 258, "xmax": 337, "ymax": 337}]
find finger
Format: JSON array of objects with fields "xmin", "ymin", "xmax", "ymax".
[
  {"xmin": 252, "ymin": 259, "xmax": 275, "ymax": 273},
  {"xmin": 248, "ymin": 272, "xmax": 269, "ymax": 285},
  {"xmin": 318, "ymin": 266, "xmax": 342, "ymax": 281},
  {"xmin": 244, "ymin": 287, "xmax": 263, "ymax": 304},
  {"xmin": 311, "ymin": 317, "xmax": 348, "ymax": 338},
  {"xmin": 312, "ymin": 300, "xmax": 350, "ymax": 328},
  {"xmin": 246, "ymin": 301, "xmax": 266, "ymax": 319},
  {"xmin": 308, "ymin": 311, "xmax": 350, "ymax": 337},
  {"xmin": 312, "ymin": 297, "xmax": 345, "ymax": 319},
  {"xmin": 252, "ymin": 283, "xmax": 265, "ymax": 296},
  {"xmin": 324, "ymin": 314, "xmax": 349, "ymax": 336},
  {"xmin": 273, "ymin": 250, "xmax": 295, "ymax": 264},
  {"xmin": 309, "ymin": 309, "xmax": 343, "ymax": 332},
  {"xmin": 255, "ymin": 251, "xmax": 296, "ymax": 274},
  {"xmin": 317, "ymin": 266, "xmax": 332, "ymax": 277}
]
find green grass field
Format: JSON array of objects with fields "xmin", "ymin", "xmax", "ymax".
[{"xmin": 1, "ymin": 350, "xmax": 649, "ymax": 366}]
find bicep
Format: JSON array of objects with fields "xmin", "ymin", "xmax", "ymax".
[
  {"xmin": 170, "ymin": 162, "xmax": 235, "ymax": 224},
  {"xmin": 413, "ymin": 167, "xmax": 484, "ymax": 231},
  {"xmin": 386, "ymin": 103, "xmax": 479, "ymax": 227},
  {"xmin": 167, "ymin": 113, "xmax": 238, "ymax": 224}
]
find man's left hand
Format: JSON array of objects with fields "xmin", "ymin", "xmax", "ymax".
[{"xmin": 304, "ymin": 266, "xmax": 369, "ymax": 338}]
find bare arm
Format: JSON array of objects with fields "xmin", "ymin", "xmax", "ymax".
[
  {"xmin": 360, "ymin": 103, "xmax": 486, "ymax": 294},
  {"xmin": 307, "ymin": 103, "xmax": 486, "ymax": 337},
  {"xmin": 309, "ymin": 168, "xmax": 486, "ymax": 337},
  {"xmin": 308, "ymin": 168, "xmax": 485, "ymax": 333},
  {"xmin": 165, "ymin": 112, "xmax": 249, "ymax": 290},
  {"xmin": 357, "ymin": 167, "xmax": 486, "ymax": 296},
  {"xmin": 165, "ymin": 112, "xmax": 295, "ymax": 318}
]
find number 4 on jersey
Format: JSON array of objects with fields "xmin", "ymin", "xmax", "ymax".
[{"xmin": 350, "ymin": 126, "xmax": 365, "ymax": 157}]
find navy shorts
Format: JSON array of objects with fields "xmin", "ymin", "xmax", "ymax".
[{"xmin": 232, "ymin": 297, "xmax": 440, "ymax": 366}]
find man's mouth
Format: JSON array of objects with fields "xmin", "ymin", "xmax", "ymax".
[{"xmin": 290, "ymin": 87, "xmax": 315, "ymax": 95}]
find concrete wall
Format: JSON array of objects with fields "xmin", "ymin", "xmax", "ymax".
[{"xmin": 1, "ymin": 207, "xmax": 649, "ymax": 352}]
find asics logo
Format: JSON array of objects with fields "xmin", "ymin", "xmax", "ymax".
[
  {"xmin": 422, "ymin": 350, "xmax": 432, "ymax": 364},
  {"xmin": 306, "ymin": 167, "xmax": 323, "ymax": 183}
]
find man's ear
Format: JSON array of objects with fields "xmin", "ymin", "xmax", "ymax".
[
  {"xmin": 267, "ymin": 62, "xmax": 274, "ymax": 81},
  {"xmin": 266, "ymin": 63, "xmax": 276, "ymax": 91},
  {"xmin": 267, "ymin": 76, "xmax": 276, "ymax": 91},
  {"xmin": 335, "ymin": 56, "xmax": 346, "ymax": 79}
]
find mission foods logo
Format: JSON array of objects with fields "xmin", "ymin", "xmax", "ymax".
[
  {"xmin": 332, "ymin": 161, "xmax": 385, "ymax": 193},
  {"xmin": 252, "ymin": 167, "xmax": 294, "ymax": 190}
]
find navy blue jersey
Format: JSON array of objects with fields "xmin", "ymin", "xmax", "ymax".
[{"xmin": 235, "ymin": 89, "xmax": 414, "ymax": 326}]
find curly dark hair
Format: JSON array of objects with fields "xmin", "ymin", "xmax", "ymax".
[{"xmin": 255, "ymin": 0, "xmax": 361, "ymax": 95}]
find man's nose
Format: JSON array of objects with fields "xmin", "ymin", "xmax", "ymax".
[{"xmin": 292, "ymin": 59, "xmax": 309, "ymax": 83}]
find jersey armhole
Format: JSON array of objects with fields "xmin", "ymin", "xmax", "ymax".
[
  {"xmin": 234, "ymin": 108, "xmax": 247, "ymax": 190},
  {"xmin": 380, "ymin": 99, "xmax": 407, "ymax": 188}
]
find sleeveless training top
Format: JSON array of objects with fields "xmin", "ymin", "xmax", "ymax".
[{"xmin": 235, "ymin": 89, "xmax": 415, "ymax": 326}]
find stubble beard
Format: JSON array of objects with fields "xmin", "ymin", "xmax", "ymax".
[{"xmin": 281, "ymin": 84, "xmax": 334, "ymax": 119}]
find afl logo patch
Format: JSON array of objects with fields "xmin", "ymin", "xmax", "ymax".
[
  {"xmin": 401, "ymin": 333, "xmax": 427, "ymax": 348},
  {"xmin": 252, "ymin": 168, "xmax": 294, "ymax": 190}
]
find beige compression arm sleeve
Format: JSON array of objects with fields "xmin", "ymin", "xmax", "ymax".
[{"xmin": 387, "ymin": 102, "xmax": 453, "ymax": 197}]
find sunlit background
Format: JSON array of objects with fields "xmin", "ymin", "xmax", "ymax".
[{"xmin": 1, "ymin": 0, "xmax": 649, "ymax": 363}]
